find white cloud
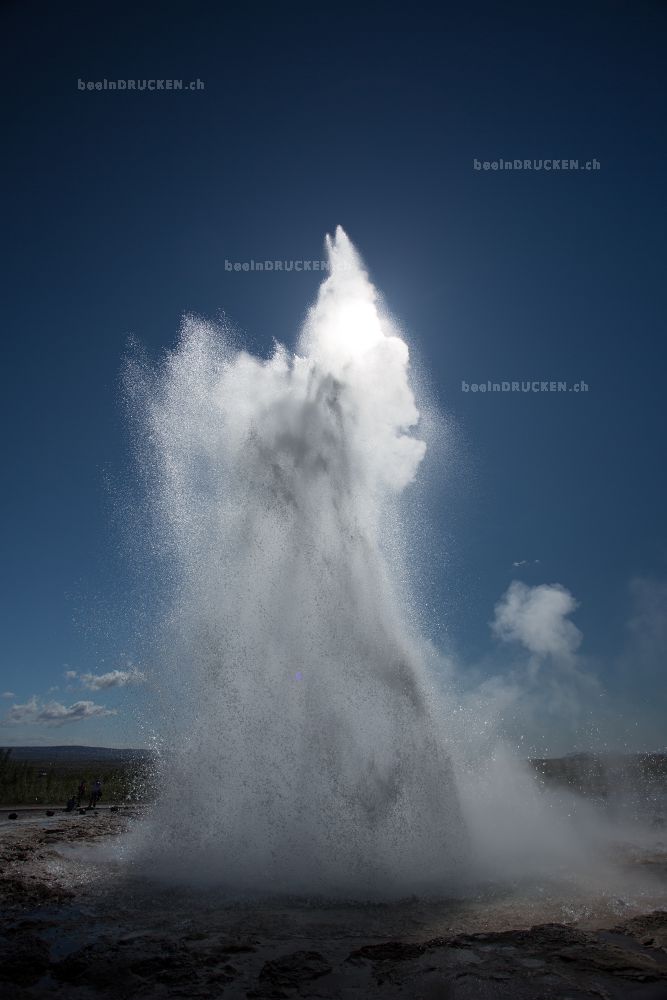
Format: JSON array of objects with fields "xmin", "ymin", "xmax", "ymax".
[
  {"xmin": 6, "ymin": 696, "xmax": 116, "ymax": 727},
  {"xmin": 492, "ymin": 581, "xmax": 582, "ymax": 661},
  {"xmin": 2, "ymin": 691, "xmax": 15, "ymax": 699},
  {"xmin": 64, "ymin": 670, "xmax": 78, "ymax": 680},
  {"xmin": 79, "ymin": 669, "xmax": 145, "ymax": 691},
  {"xmin": 512, "ymin": 559, "xmax": 541, "ymax": 568},
  {"xmin": 6, "ymin": 696, "xmax": 39, "ymax": 721}
]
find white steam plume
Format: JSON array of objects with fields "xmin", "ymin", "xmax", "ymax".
[{"xmin": 127, "ymin": 227, "xmax": 466, "ymax": 897}]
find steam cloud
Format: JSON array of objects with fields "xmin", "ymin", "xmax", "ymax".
[
  {"xmin": 492, "ymin": 581, "xmax": 582, "ymax": 662},
  {"xmin": 124, "ymin": 227, "xmax": 653, "ymax": 899},
  {"xmin": 127, "ymin": 227, "xmax": 467, "ymax": 896}
]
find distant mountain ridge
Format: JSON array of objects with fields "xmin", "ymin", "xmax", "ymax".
[{"xmin": 1, "ymin": 745, "xmax": 151, "ymax": 762}]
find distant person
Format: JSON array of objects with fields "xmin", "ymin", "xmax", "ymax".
[
  {"xmin": 89, "ymin": 778, "xmax": 103, "ymax": 809},
  {"xmin": 76, "ymin": 780, "xmax": 87, "ymax": 807},
  {"xmin": 66, "ymin": 794, "xmax": 76, "ymax": 812}
]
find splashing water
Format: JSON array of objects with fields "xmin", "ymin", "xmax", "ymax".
[
  {"xmin": 118, "ymin": 226, "xmax": 667, "ymax": 918},
  {"xmin": 127, "ymin": 228, "xmax": 469, "ymax": 896}
]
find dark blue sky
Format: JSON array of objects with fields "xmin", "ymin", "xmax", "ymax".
[{"xmin": 2, "ymin": 0, "xmax": 666, "ymax": 747}]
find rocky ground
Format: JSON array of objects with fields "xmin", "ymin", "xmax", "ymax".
[{"xmin": 1, "ymin": 809, "xmax": 667, "ymax": 999}]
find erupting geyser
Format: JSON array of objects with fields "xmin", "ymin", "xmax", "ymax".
[{"xmin": 129, "ymin": 227, "xmax": 467, "ymax": 896}]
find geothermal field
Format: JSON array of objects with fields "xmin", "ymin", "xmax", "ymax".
[{"xmin": 1, "ymin": 231, "xmax": 666, "ymax": 997}]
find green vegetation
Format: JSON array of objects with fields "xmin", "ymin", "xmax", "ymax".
[{"xmin": 0, "ymin": 749, "xmax": 152, "ymax": 806}]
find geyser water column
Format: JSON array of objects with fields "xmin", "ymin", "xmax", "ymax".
[{"xmin": 133, "ymin": 227, "xmax": 467, "ymax": 896}]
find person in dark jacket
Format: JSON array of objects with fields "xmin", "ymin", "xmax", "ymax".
[{"xmin": 89, "ymin": 778, "xmax": 103, "ymax": 808}]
